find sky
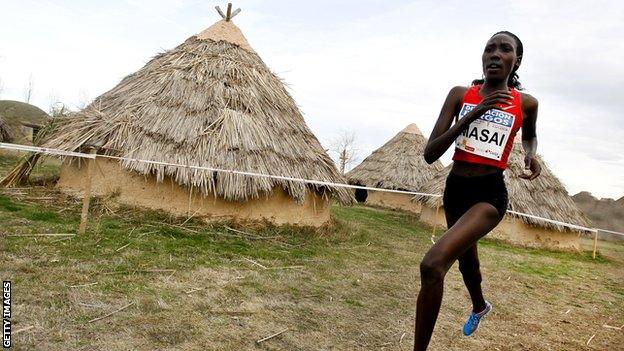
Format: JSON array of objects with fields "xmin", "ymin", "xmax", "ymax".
[{"xmin": 0, "ymin": 0, "xmax": 622, "ymax": 199}]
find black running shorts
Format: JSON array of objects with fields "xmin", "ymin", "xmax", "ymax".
[{"xmin": 442, "ymin": 171, "xmax": 508, "ymax": 219}]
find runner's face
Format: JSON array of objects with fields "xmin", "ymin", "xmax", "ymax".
[{"xmin": 482, "ymin": 34, "xmax": 519, "ymax": 84}]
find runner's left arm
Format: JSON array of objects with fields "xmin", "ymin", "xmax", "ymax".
[{"xmin": 520, "ymin": 94, "xmax": 541, "ymax": 180}]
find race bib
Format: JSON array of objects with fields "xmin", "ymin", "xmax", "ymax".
[{"xmin": 455, "ymin": 103, "xmax": 515, "ymax": 161}]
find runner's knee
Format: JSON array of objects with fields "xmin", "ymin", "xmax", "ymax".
[{"xmin": 420, "ymin": 257, "xmax": 447, "ymax": 285}]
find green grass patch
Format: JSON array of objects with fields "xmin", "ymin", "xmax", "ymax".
[{"xmin": 480, "ymin": 237, "xmax": 610, "ymax": 264}]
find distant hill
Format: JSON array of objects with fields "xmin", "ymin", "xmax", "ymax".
[{"xmin": 572, "ymin": 191, "xmax": 624, "ymax": 241}]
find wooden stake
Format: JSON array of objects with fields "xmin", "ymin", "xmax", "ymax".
[
  {"xmin": 230, "ymin": 8, "xmax": 241, "ymax": 19},
  {"xmin": 215, "ymin": 6, "xmax": 226, "ymax": 19},
  {"xmin": 187, "ymin": 184, "xmax": 193, "ymax": 217},
  {"xmin": 592, "ymin": 230, "xmax": 598, "ymax": 259},
  {"xmin": 78, "ymin": 148, "xmax": 96, "ymax": 235},
  {"xmin": 431, "ymin": 204, "xmax": 441, "ymax": 240},
  {"xmin": 226, "ymin": 3, "xmax": 232, "ymax": 20}
]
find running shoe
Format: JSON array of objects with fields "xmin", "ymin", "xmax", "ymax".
[{"xmin": 462, "ymin": 301, "xmax": 492, "ymax": 336}]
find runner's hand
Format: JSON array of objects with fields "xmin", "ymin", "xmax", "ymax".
[
  {"xmin": 465, "ymin": 90, "xmax": 513, "ymax": 122},
  {"xmin": 519, "ymin": 155, "xmax": 541, "ymax": 180}
]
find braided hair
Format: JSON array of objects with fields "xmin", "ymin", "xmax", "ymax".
[{"xmin": 472, "ymin": 31, "xmax": 524, "ymax": 90}]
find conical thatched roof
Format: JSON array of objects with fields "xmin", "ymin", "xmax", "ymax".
[
  {"xmin": 42, "ymin": 13, "xmax": 352, "ymax": 204},
  {"xmin": 346, "ymin": 124, "xmax": 444, "ymax": 191},
  {"xmin": 0, "ymin": 115, "xmax": 12, "ymax": 142},
  {"xmin": 418, "ymin": 142, "xmax": 590, "ymax": 232}
]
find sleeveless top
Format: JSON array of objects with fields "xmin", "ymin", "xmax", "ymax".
[{"xmin": 452, "ymin": 85, "xmax": 523, "ymax": 170}]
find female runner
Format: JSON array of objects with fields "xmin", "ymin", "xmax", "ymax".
[{"xmin": 415, "ymin": 31, "xmax": 541, "ymax": 351}]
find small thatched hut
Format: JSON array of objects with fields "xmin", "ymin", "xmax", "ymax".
[
  {"xmin": 0, "ymin": 115, "xmax": 11, "ymax": 142},
  {"xmin": 417, "ymin": 141, "xmax": 590, "ymax": 250},
  {"xmin": 346, "ymin": 123, "xmax": 443, "ymax": 213},
  {"xmin": 0, "ymin": 100, "xmax": 50, "ymax": 146},
  {"xmin": 42, "ymin": 7, "xmax": 352, "ymax": 226}
]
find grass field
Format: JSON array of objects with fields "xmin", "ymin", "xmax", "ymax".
[{"xmin": 0, "ymin": 155, "xmax": 622, "ymax": 350}]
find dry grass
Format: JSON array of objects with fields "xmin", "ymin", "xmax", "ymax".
[
  {"xmin": 0, "ymin": 183, "xmax": 622, "ymax": 350},
  {"xmin": 347, "ymin": 124, "xmax": 443, "ymax": 191},
  {"xmin": 40, "ymin": 19, "xmax": 352, "ymax": 205},
  {"xmin": 417, "ymin": 142, "xmax": 590, "ymax": 232}
]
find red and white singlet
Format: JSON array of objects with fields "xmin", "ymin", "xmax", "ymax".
[{"xmin": 452, "ymin": 85, "xmax": 523, "ymax": 170}]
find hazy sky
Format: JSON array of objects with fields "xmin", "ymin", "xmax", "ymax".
[{"xmin": 1, "ymin": 0, "xmax": 622, "ymax": 199}]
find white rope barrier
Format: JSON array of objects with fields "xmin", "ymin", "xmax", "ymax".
[
  {"xmin": 0, "ymin": 142, "xmax": 441, "ymax": 197},
  {"xmin": 0, "ymin": 143, "xmax": 95, "ymax": 159},
  {"xmin": 596, "ymin": 228, "xmax": 624, "ymax": 237},
  {"xmin": 101, "ymin": 154, "xmax": 442, "ymax": 198},
  {"xmin": 506, "ymin": 210, "xmax": 597, "ymax": 233},
  {"xmin": 0, "ymin": 142, "xmax": 614, "ymax": 234}
]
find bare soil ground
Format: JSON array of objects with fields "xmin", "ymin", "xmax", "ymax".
[{"xmin": 0, "ymin": 155, "xmax": 622, "ymax": 350}]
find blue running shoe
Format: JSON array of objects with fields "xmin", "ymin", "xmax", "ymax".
[{"xmin": 463, "ymin": 301, "xmax": 492, "ymax": 336}]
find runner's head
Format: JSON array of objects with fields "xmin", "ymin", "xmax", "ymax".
[{"xmin": 473, "ymin": 31, "xmax": 523, "ymax": 90}]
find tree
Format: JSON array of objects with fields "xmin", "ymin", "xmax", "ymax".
[
  {"xmin": 23, "ymin": 74, "xmax": 34, "ymax": 103},
  {"xmin": 50, "ymin": 102, "xmax": 71, "ymax": 118},
  {"xmin": 77, "ymin": 89, "xmax": 91, "ymax": 109},
  {"xmin": 49, "ymin": 92, "xmax": 71, "ymax": 118},
  {"xmin": 329, "ymin": 130, "xmax": 359, "ymax": 174}
]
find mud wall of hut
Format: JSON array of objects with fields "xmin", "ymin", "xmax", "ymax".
[
  {"xmin": 58, "ymin": 158, "xmax": 331, "ymax": 227},
  {"xmin": 366, "ymin": 192, "xmax": 422, "ymax": 214},
  {"xmin": 419, "ymin": 205, "xmax": 580, "ymax": 251}
]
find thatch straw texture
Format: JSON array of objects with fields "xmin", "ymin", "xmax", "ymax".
[
  {"xmin": 346, "ymin": 124, "xmax": 444, "ymax": 191},
  {"xmin": 0, "ymin": 115, "xmax": 11, "ymax": 142},
  {"xmin": 0, "ymin": 100, "xmax": 50, "ymax": 144},
  {"xmin": 42, "ymin": 19, "xmax": 352, "ymax": 204},
  {"xmin": 417, "ymin": 142, "xmax": 590, "ymax": 232}
]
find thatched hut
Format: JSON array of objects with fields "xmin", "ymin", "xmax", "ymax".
[
  {"xmin": 417, "ymin": 141, "xmax": 590, "ymax": 250},
  {"xmin": 0, "ymin": 115, "xmax": 11, "ymax": 143},
  {"xmin": 41, "ymin": 7, "xmax": 352, "ymax": 226},
  {"xmin": 0, "ymin": 100, "xmax": 50, "ymax": 147},
  {"xmin": 346, "ymin": 123, "xmax": 443, "ymax": 213}
]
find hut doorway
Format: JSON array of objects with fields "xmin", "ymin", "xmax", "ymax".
[{"xmin": 355, "ymin": 187, "xmax": 368, "ymax": 203}]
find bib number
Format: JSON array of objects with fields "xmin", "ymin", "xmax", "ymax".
[{"xmin": 455, "ymin": 103, "xmax": 515, "ymax": 161}]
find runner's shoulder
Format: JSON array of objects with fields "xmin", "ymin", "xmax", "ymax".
[
  {"xmin": 449, "ymin": 85, "xmax": 469, "ymax": 96},
  {"xmin": 520, "ymin": 92, "xmax": 538, "ymax": 112},
  {"xmin": 448, "ymin": 86, "xmax": 469, "ymax": 103}
]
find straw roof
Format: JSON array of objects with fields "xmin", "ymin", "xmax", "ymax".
[
  {"xmin": 42, "ymin": 14, "xmax": 352, "ymax": 204},
  {"xmin": 417, "ymin": 142, "xmax": 590, "ymax": 232},
  {"xmin": 346, "ymin": 124, "xmax": 444, "ymax": 191},
  {"xmin": 0, "ymin": 100, "xmax": 50, "ymax": 143},
  {"xmin": 0, "ymin": 115, "xmax": 12, "ymax": 142}
]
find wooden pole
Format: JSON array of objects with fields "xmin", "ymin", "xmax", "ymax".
[
  {"xmin": 226, "ymin": 3, "xmax": 232, "ymax": 20},
  {"xmin": 230, "ymin": 8, "xmax": 241, "ymax": 19},
  {"xmin": 431, "ymin": 203, "xmax": 441, "ymax": 240},
  {"xmin": 78, "ymin": 148, "xmax": 96, "ymax": 235},
  {"xmin": 592, "ymin": 230, "xmax": 598, "ymax": 259}
]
